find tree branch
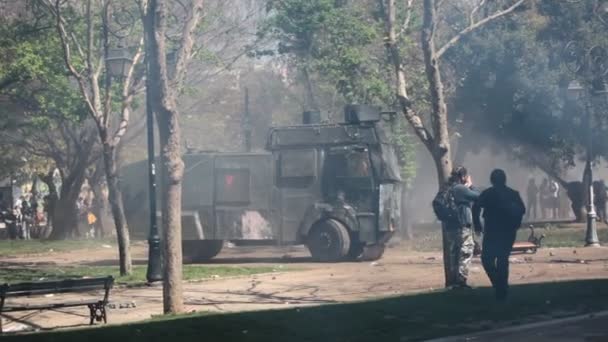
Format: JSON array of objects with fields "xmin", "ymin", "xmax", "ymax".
[
  {"xmin": 381, "ymin": 0, "xmax": 435, "ymax": 150},
  {"xmin": 45, "ymin": 0, "xmax": 98, "ymax": 120},
  {"xmin": 435, "ymin": 0, "xmax": 526, "ymax": 59},
  {"xmin": 398, "ymin": 0, "xmax": 415, "ymax": 37},
  {"xmin": 470, "ymin": 0, "xmax": 486, "ymax": 26},
  {"xmin": 111, "ymin": 38, "xmax": 144, "ymax": 146},
  {"xmin": 101, "ymin": 0, "xmax": 112, "ymax": 129},
  {"xmin": 172, "ymin": 0, "xmax": 204, "ymax": 94}
]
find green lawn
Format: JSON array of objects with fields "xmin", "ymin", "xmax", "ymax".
[
  {"xmin": 7, "ymin": 279, "xmax": 608, "ymax": 342},
  {"xmin": 0, "ymin": 265, "xmax": 283, "ymax": 285},
  {"xmin": 0, "ymin": 239, "xmax": 116, "ymax": 257},
  {"xmin": 403, "ymin": 223, "xmax": 608, "ymax": 251}
]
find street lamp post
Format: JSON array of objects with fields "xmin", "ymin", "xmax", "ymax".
[
  {"xmin": 567, "ymin": 80, "xmax": 601, "ymax": 247},
  {"xmin": 106, "ymin": 45, "xmax": 162, "ymax": 281},
  {"xmin": 562, "ymin": 0, "xmax": 608, "ymax": 246},
  {"xmin": 145, "ymin": 71, "xmax": 163, "ymax": 283}
]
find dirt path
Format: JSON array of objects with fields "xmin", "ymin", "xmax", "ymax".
[{"xmin": 1, "ymin": 244, "xmax": 608, "ymax": 333}]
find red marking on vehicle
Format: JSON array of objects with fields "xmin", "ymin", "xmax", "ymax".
[{"xmin": 225, "ymin": 175, "xmax": 234, "ymax": 186}]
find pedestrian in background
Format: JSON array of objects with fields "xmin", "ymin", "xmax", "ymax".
[
  {"xmin": 539, "ymin": 178, "xmax": 549, "ymax": 219},
  {"xmin": 549, "ymin": 180, "xmax": 559, "ymax": 219},
  {"xmin": 593, "ymin": 180, "xmax": 608, "ymax": 224},
  {"xmin": 525, "ymin": 178, "xmax": 538, "ymax": 220}
]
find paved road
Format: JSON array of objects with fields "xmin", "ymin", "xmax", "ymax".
[{"xmin": 431, "ymin": 312, "xmax": 608, "ymax": 342}]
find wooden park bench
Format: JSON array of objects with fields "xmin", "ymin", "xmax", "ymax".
[
  {"xmin": 473, "ymin": 226, "xmax": 545, "ymax": 256},
  {"xmin": 511, "ymin": 225, "xmax": 545, "ymax": 254},
  {"xmin": 0, "ymin": 276, "xmax": 114, "ymax": 333}
]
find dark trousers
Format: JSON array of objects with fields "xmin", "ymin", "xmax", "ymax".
[
  {"xmin": 481, "ymin": 231, "xmax": 516, "ymax": 300},
  {"xmin": 595, "ymin": 201, "xmax": 607, "ymax": 224},
  {"xmin": 526, "ymin": 198, "xmax": 537, "ymax": 219}
]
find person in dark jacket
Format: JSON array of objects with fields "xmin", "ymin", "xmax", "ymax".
[
  {"xmin": 473, "ymin": 169, "xmax": 525, "ymax": 300},
  {"xmin": 593, "ymin": 180, "xmax": 608, "ymax": 224},
  {"xmin": 445, "ymin": 166, "xmax": 480, "ymax": 289}
]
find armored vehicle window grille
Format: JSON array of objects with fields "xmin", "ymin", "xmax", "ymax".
[
  {"xmin": 215, "ymin": 169, "xmax": 251, "ymax": 205},
  {"xmin": 277, "ymin": 149, "xmax": 316, "ymax": 188},
  {"xmin": 326, "ymin": 150, "xmax": 373, "ymax": 179}
]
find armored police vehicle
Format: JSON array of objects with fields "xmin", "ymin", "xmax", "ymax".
[{"xmin": 122, "ymin": 105, "xmax": 402, "ymax": 262}]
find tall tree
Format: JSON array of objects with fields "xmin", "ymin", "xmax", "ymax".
[
  {"xmin": 142, "ymin": 0, "xmax": 204, "ymax": 314},
  {"xmin": 379, "ymin": 0, "xmax": 527, "ymax": 287},
  {"xmin": 0, "ymin": 5, "xmax": 99, "ymax": 239},
  {"xmin": 446, "ymin": 0, "xmax": 608, "ymax": 220},
  {"xmin": 42, "ymin": 0, "xmax": 145, "ymax": 275}
]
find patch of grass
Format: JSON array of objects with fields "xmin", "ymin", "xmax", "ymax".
[
  {"xmin": 0, "ymin": 239, "xmax": 116, "ymax": 257},
  {"xmin": 8, "ymin": 279, "xmax": 608, "ymax": 342},
  {"xmin": 403, "ymin": 224, "xmax": 608, "ymax": 251},
  {"xmin": 527, "ymin": 224, "xmax": 608, "ymax": 248},
  {"xmin": 0, "ymin": 265, "xmax": 283, "ymax": 285}
]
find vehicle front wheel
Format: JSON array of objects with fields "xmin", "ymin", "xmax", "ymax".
[
  {"xmin": 307, "ymin": 219, "xmax": 351, "ymax": 262},
  {"xmin": 182, "ymin": 240, "xmax": 224, "ymax": 263}
]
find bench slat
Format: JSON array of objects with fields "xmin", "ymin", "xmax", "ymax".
[
  {"xmin": 6, "ymin": 285, "xmax": 109, "ymax": 297},
  {"xmin": 3, "ymin": 300, "xmax": 101, "ymax": 312},
  {"xmin": 2, "ymin": 277, "xmax": 112, "ymax": 297}
]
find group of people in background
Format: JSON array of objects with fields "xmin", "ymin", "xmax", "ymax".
[
  {"xmin": 525, "ymin": 178, "xmax": 562, "ymax": 220},
  {"xmin": 0, "ymin": 193, "xmax": 49, "ymax": 240},
  {"xmin": 526, "ymin": 177, "xmax": 608, "ymax": 223},
  {"xmin": 1, "ymin": 194, "xmax": 99, "ymax": 240}
]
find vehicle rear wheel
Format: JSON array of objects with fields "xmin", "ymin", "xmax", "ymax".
[
  {"xmin": 182, "ymin": 240, "xmax": 224, "ymax": 263},
  {"xmin": 307, "ymin": 219, "xmax": 351, "ymax": 262}
]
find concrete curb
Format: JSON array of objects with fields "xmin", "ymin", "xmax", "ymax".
[{"xmin": 424, "ymin": 310, "xmax": 608, "ymax": 342}]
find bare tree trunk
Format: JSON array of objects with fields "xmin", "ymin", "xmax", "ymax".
[
  {"xmin": 422, "ymin": 0, "xmax": 452, "ymax": 187},
  {"xmin": 157, "ymin": 109, "xmax": 184, "ymax": 314},
  {"xmin": 302, "ymin": 66, "xmax": 317, "ymax": 110},
  {"xmin": 90, "ymin": 181, "xmax": 110, "ymax": 237},
  {"xmin": 49, "ymin": 173, "xmax": 86, "ymax": 240},
  {"xmin": 567, "ymin": 181, "xmax": 585, "ymax": 222},
  {"xmin": 143, "ymin": 0, "xmax": 202, "ymax": 314},
  {"xmin": 45, "ymin": 0, "xmax": 142, "ymax": 274},
  {"xmin": 39, "ymin": 169, "xmax": 58, "ymax": 238},
  {"xmin": 422, "ymin": 0, "xmax": 455, "ymax": 287},
  {"xmin": 102, "ymin": 142, "xmax": 132, "ymax": 275}
]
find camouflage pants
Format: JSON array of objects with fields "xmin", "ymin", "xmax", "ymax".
[{"xmin": 444, "ymin": 225, "xmax": 474, "ymax": 286}]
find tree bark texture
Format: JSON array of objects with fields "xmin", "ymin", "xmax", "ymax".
[
  {"xmin": 143, "ymin": 0, "xmax": 203, "ymax": 314},
  {"xmin": 90, "ymin": 181, "xmax": 110, "ymax": 237},
  {"xmin": 422, "ymin": 0, "xmax": 452, "ymax": 187},
  {"xmin": 302, "ymin": 66, "xmax": 318, "ymax": 111},
  {"xmin": 39, "ymin": 170, "xmax": 59, "ymax": 239},
  {"xmin": 48, "ymin": 171, "xmax": 86, "ymax": 240},
  {"xmin": 567, "ymin": 181, "xmax": 585, "ymax": 222},
  {"xmin": 102, "ymin": 142, "xmax": 132, "ymax": 275}
]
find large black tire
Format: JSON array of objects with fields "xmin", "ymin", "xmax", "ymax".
[
  {"xmin": 182, "ymin": 240, "xmax": 224, "ymax": 263},
  {"xmin": 307, "ymin": 219, "xmax": 351, "ymax": 262}
]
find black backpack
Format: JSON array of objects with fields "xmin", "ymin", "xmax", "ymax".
[{"xmin": 432, "ymin": 185, "xmax": 460, "ymax": 225}]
